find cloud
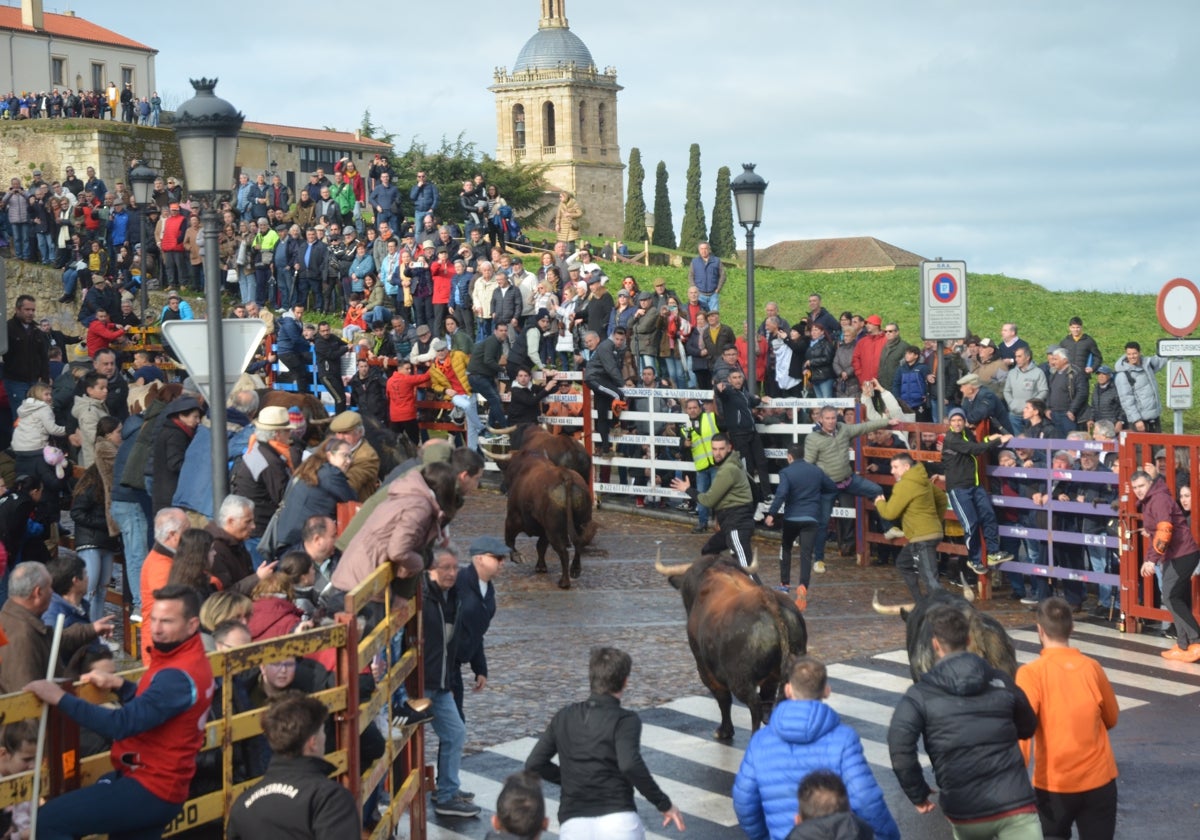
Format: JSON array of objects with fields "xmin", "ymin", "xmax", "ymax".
[{"xmin": 109, "ymin": 0, "xmax": 1199, "ymax": 292}]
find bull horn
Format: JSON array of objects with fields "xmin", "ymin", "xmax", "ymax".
[
  {"xmin": 487, "ymin": 424, "xmax": 519, "ymax": 435},
  {"xmin": 479, "ymin": 447, "xmax": 513, "ymax": 462},
  {"xmin": 871, "ymin": 589, "xmax": 915, "ymax": 616},
  {"xmin": 308, "ymin": 416, "xmax": 332, "ymax": 426},
  {"xmin": 745, "ymin": 546, "xmax": 759, "ymax": 574},
  {"xmin": 654, "ymin": 546, "xmax": 692, "ymax": 577}
]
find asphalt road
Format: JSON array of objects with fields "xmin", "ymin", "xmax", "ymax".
[{"xmin": 401, "ymin": 490, "xmax": 1200, "ymax": 838}]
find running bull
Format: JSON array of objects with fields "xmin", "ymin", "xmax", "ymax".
[
  {"xmin": 656, "ymin": 551, "xmax": 807, "ymax": 740},
  {"xmin": 505, "ymin": 453, "xmax": 597, "ymax": 589},
  {"xmin": 872, "ymin": 589, "xmax": 1017, "ymax": 682}
]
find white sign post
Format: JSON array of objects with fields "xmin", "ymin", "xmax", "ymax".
[
  {"xmin": 1155, "ymin": 278, "xmax": 1200, "ymax": 433},
  {"xmin": 920, "ymin": 260, "xmax": 967, "ymax": 419},
  {"xmin": 1168, "ymin": 359, "xmax": 1193, "ymax": 432},
  {"xmin": 161, "ymin": 320, "xmax": 267, "ymax": 404}
]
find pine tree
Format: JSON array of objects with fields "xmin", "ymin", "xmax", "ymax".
[
  {"xmin": 678, "ymin": 143, "xmax": 707, "ymax": 250},
  {"xmin": 708, "ymin": 165, "xmax": 737, "ymax": 258},
  {"xmin": 622, "ymin": 148, "xmax": 648, "ymax": 242},
  {"xmin": 651, "ymin": 161, "xmax": 676, "ymax": 249}
]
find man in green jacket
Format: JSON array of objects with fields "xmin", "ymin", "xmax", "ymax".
[
  {"xmin": 671, "ymin": 433, "xmax": 757, "ymax": 575},
  {"xmin": 874, "ymin": 452, "xmax": 948, "ymax": 601}
]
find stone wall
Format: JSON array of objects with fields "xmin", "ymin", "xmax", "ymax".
[
  {"xmin": 0, "ymin": 122, "xmax": 184, "ymax": 190},
  {"xmin": 3, "ymin": 258, "xmax": 206, "ymax": 339}
]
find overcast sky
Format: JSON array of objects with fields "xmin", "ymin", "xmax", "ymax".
[{"xmin": 70, "ymin": 0, "xmax": 1199, "ymax": 293}]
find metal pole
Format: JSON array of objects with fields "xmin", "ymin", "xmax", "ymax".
[
  {"xmin": 138, "ymin": 210, "xmax": 148, "ymax": 320},
  {"xmin": 935, "ymin": 340, "xmax": 945, "ymax": 422},
  {"xmin": 745, "ymin": 226, "xmax": 756, "ymax": 394},
  {"xmin": 202, "ymin": 201, "xmax": 227, "ymax": 514}
]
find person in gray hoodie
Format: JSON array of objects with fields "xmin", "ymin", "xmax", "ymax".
[{"xmin": 1114, "ymin": 340, "xmax": 1166, "ymax": 433}]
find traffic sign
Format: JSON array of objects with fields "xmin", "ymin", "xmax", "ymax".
[
  {"xmin": 920, "ymin": 260, "xmax": 968, "ymax": 341},
  {"xmin": 1158, "ymin": 338, "xmax": 1200, "ymax": 357},
  {"xmin": 161, "ymin": 320, "xmax": 266, "ymax": 404},
  {"xmin": 1168, "ymin": 359, "xmax": 1193, "ymax": 409},
  {"xmin": 1157, "ymin": 278, "xmax": 1200, "ymax": 337}
]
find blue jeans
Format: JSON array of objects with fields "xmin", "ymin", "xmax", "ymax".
[
  {"xmin": 1007, "ymin": 411, "xmax": 1026, "ymax": 435},
  {"xmin": 695, "ymin": 466, "xmax": 713, "ymax": 527},
  {"xmin": 815, "ymin": 475, "xmax": 883, "ymax": 561},
  {"xmin": 37, "ymin": 231, "xmax": 57, "ymax": 263},
  {"xmin": 426, "ymin": 688, "xmax": 466, "ymax": 804},
  {"xmin": 110, "ymin": 500, "xmax": 148, "ymax": 610},
  {"xmin": 277, "ymin": 267, "xmax": 296, "ymax": 309},
  {"xmin": 451, "ymin": 392, "xmax": 483, "ymax": 451},
  {"xmin": 10, "ymin": 222, "xmax": 31, "ymax": 259},
  {"xmin": 467, "ymin": 374, "xmax": 506, "ymax": 428},
  {"xmin": 78, "ymin": 548, "xmax": 114, "ymax": 622},
  {"xmin": 38, "ymin": 771, "xmax": 184, "ymax": 840},
  {"xmin": 664, "ymin": 355, "xmax": 686, "ymax": 389},
  {"xmin": 1088, "ymin": 545, "xmax": 1115, "ymax": 608},
  {"xmin": 62, "ymin": 267, "xmax": 81, "ymax": 295},
  {"xmin": 1049, "ymin": 411, "xmax": 1076, "ymax": 438},
  {"xmin": 238, "ymin": 272, "xmax": 255, "ymax": 304},
  {"xmin": 697, "ymin": 291, "xmax": 719, "ymax": 312},
  {"xmin": 244, "ymin": 535, "xmax": 265, "ymax": 569},
  {"xmin": 3, "ymin": 379, "xmax": 32, "ymax": 407},
  {"xmin": 948, "ymin": 485, "xmax": 1000, "ymax": 566},
  {"xmin": 812, "ymin": 378, "xmax": 834, "ymax": 399}
]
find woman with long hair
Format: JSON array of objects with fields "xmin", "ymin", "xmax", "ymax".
[
  {"xmin": 166, "ymin": 527, "xmax": 218, "ymax": 601},
  {"xmin": 273, "ymin": 439, "xmax": 357, "ymax": 551},
  {"xmin": 71, "ymin": 462, "xmax": 120, "ymax": 621}
]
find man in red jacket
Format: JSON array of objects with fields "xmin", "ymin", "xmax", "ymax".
[
  {"xmin": 85, "ymin": 307, "xmax": 125, "ymax": 357},
  {"xmin": 158, "ymin": 202, "xmax": 189, "ymax": 289},
  {"xmin": 26, "ymin": 584, "xmax": 215, "ymax": 839}
]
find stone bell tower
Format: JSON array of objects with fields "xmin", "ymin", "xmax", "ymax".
[{"xmin": 490, "ymin": 0, "xmax": 624, "ymax": 238}]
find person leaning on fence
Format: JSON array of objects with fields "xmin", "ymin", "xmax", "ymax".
[
  {"xmin": 582, "ymin": 328, "xmax": 627, "ymax": 456},
  {"xmin": 226, "ymin": 692, "xmax": 361, "ymax": 840},
  {"xmin": 873, "ymin": 452, "xmax": 949, "ymax": 603},
  {"xmin": 26, "ymin": 584, "xmax": 215, "ymax": 840},
  {"xmin": 941, "ymin": 407, "xmax": 1016, "ymax": 577}
]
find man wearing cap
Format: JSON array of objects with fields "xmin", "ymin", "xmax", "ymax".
[
  {"xmin": 851, "ymin": 315, "xmax": 886, "ymax": 386},
  {"xmin": 158, "ymin": 203, "xmax": 189, "ymax": 288},
  {"xmin": 1090, "ymin": 365, "xmax": 1125, "ymax": 430},
  {"xmin": 409, "ymin": 323, "xmax": 437, "ymax": 371},
  {"xmin": 942, "ymin": 407, "xmax": 1015, "ymax": 576},
  {"xmin": 231, "ymin": 406, "xmax": 294, "ymax": 566},
  {"xmin": 328, "ymin": 411, "xmax": 380, "ymax": 501},
  {"xmin": 431, "ymin": 337, "xmax": 485, "ymax": 451},
  {"xmin": 958, "ymin": 372, "xmax": 1011, "ymax": 435},
  {"xmin": 971, "ymin": 338, "xmax": 1008, "ymax": 394},
  {"xmin": 631, "ymin": 291, "xmax": 664, "ymax": 375},
  {"xmin": 453, "ymin": 536, "xmax": 510, "ymax": 720},
  {"xmin": 506, "ymin": 309, "xmax": 551, "ymax": 377}
]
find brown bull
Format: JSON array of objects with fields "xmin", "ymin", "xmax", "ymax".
[
  {"xmin": 657, "ymin": 551, "xmax": 807, "ymax": 740},
  {"xmin": 505, "ymin": 455, "xmax": 597, "ymax": 589},
  {"xmin": 485, "ymin": 425, "xmax": 592, "ymax": 486},
  {"xmin": 873, "ymin": 589, "xmax": 1017, "ymax": 682}
]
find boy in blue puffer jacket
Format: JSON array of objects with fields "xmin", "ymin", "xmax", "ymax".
[{"xmin": 892, "ymin": 345, "xmax": 931, "ymax": 421}]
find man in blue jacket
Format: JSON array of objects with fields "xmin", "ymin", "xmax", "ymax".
[
  {"xmin": 765, "ymin": 444, "xmax": 839, "ymax": 607},
  {"xmin": 733, "ymin": 656, "xmax": 899, "ymax": 840}
]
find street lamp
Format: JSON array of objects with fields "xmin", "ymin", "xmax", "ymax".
[
  {"xmin": 730, "ymin": 163, "xmax": 767, "ymax": 394},
  {"xmin": 174, "ymin": 77, "xmax": 244, "ymax": 513},
  {"xmin": 128, "ymin": 162, "xmax": 156, "ymax": 320}
]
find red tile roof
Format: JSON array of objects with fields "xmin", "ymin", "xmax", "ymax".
[
  {"xmin": 0, "ymin": 7, "xmax": 155, "ymax": 52},
  {"xmin": 242, "ymin": 120, "xmax": 392, "ymax": 150},
  {"xmin": 755, "ymin": 237, "xmax": 927, "ymax": 272}
]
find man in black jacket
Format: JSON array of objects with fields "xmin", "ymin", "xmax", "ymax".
[
  {"xmin": 526, "ymin": 646, "xmax": 685, "ymax": 836},
  {"xmin": 294, "ymin": 227, "xmax": 330, "ymax": 312},
  {"xmin": 467, "ymin": 322, "xmax": 509, "ymax": 429},
  {"xmin": 942, "ymin": 408, "xmax": 1015, "ymax": 577},
  {"xmin": 582, "ymin": 328, "xmax": 626, "ymax": 456},
  {"xmin": 452, "ymin": 536, "xmax": 509, "ymax": 719},
  {"xmin": 312, "ymin": 322, "xmax": 349, "ymax": 411},
  {"xmin": 227, "ymin": 692, "xmax": 360, "ymax": 840},
  {"xmin": 887, "ymin": 606, "xmax": 1039, "ymax": 837},
  {"xmin": 716, "ymin": 371, "xmax": 773, "ymax": 510}
]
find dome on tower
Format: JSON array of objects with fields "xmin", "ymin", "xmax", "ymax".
[{"xmin": 512, "ymin": 27, "xmax": 595, "ymax": 72}]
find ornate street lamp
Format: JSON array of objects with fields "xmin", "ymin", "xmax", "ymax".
[
  {"xmin": 128, "ymin": 161, "xmax": 156, "ymax": 319},
  {"xmin": 730, "ymin": 163, "xmax": 768, "ymax": 393},
  {"xmin": 173, "ymin": 77, "xmax": 244, "ymax": 512}
]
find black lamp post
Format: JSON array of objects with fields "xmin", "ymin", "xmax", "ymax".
[
  {"xmin": 128, "ymin": 162, "xmax": 156, "ymax": 320},
  {"xmin": 730, "ymin": 163, "xmax": 767, "ymax": 393},
  {"xmin": 173, "ymin": 77, "xmax": 244, "ymax": 513}
]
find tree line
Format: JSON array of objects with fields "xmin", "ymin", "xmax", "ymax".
[{"xmin": 623, "ymin": 144, "xmax": 737, "ymax": 258}]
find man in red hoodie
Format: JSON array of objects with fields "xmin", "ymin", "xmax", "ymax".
[
  {"xmin": 851, "ymin": 314, "xmax": 887, "ymax": 387},
  {"xmin": 85, "ymin": 307, "xmax": 125, "ymax": 357},
  {"xmin": 26, "ymin": 584, "xmax": 215, "ymax": 839}
]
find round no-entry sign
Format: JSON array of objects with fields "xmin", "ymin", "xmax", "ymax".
[{"xmin": 1158, "ymin": 278, "xmax": 1200, "ymax": 337}]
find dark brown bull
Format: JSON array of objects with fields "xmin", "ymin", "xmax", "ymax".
[
  {"xmin": 656, "ymin": 552, "xmax": 807, "ymax": 740},
  {"xmin": 505, "ymin": 454, "xmax": 597, "ymax": 589},
  {"xmin": 485, "ymin": 425, "xmax": 592, "ymax": 486},
  {"xmin": 872, "ymin": 589, "xmax": 1017, "ymax": 682}
]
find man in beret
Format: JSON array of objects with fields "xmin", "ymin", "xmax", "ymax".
[
  {"xmin": 328, "ymin": 411, "xmax": 380, "ymax": 501},
  {"xmin": 453, "ymin": 536, "xmax": 510, "ymax": 720}
]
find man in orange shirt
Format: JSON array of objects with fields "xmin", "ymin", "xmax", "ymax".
[
  {"xmin": 1016, "ymin": 597, "xmax": 1119, "ymax": 840},
  {"xmin": 138, "ymin": 507, "xmax": 189, "ymax": 627}
]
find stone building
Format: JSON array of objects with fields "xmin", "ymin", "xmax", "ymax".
[
  {"xmin": 0, "ymin": 0, "xmax": 156, "ymax": 96},
  {"xmin": 236, "ymin": 121, "xmax": 392, "ymax": 196},
  {"xmin": 490, "ymin": 0, "xmax": 624, "ymax": 237}
]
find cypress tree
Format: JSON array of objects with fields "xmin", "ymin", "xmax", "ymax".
[
  {"xmin": 708, "ymin": 165, "xmax": 737, "ymax": 258},
  {"xmin": 622, "ymin": 148, "xmax": 648, "ymax": 242},
  {"xmin": 678, "ymin": 143, "xmax": 707, "ymax": 250},
  {"xmin": 651, "ymin": 161, "xmax": 676, "ymax": 249}
]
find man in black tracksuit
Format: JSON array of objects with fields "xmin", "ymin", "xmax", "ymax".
[
  {"xmin": 715, "ymin": 370, "xmax": 773, "ymax": 507},
  {"xmin": 227, "ymin": 694, "xmax": 360, "ymax": 839},
  {"xmin": 526, "ymin": 647, "xmax": 684, "ymax": 836}
]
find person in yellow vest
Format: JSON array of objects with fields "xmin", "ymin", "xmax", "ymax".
[{"xmin": 678, "ymin": 398, "xmax": 720, "ymax": 534}]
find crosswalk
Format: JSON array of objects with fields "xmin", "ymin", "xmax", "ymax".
[{"xmin": 415, "ymin": 621, "xmax": 1200, "ymax": 839}]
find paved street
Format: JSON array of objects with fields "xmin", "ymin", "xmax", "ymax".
[{"xmin": 403, "ymin": 489, "xmax": 1200, "ymax": 838}]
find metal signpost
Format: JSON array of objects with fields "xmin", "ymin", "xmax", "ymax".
[
  {"xmin": 920, "ymin": 260, "xmax": 967, "ymax": 420},
  {"xmin": 1155, "ymin": 277, "xmax": 1200, "ymax": 434}
]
